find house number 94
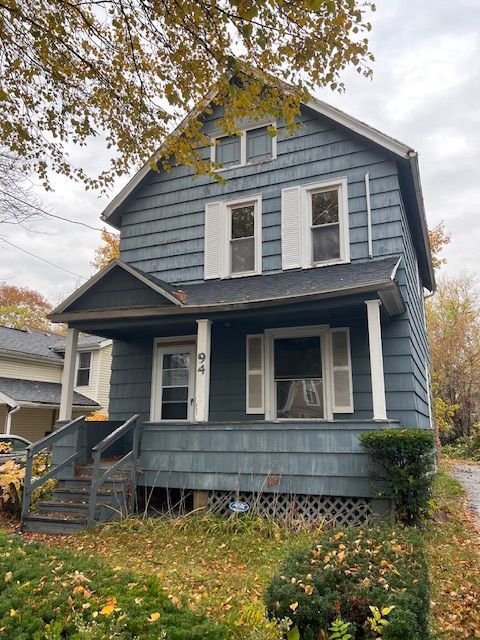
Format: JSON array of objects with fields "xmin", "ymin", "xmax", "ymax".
[{"xmin": 197, "ymin": 352, "xmax": 206, "ymax": 374}]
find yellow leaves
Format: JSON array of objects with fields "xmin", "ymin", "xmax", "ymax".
[
  {"xmin": 304, "ymin": 584, "xmax": 314, "ymax": 596},
  {"xmin": 9, "ymin": 609, "xmax": 17, "ymax": 617},
  {"xmin": 147, "ymin": 612, "xmax": 161, "ymax": 622},
  {"xmin": 289, "ymin": 601, "xmax": 299, "ymax": 612},
  {"xmin": 4, "ymin": 571, "xmax": 12, "ymax": 582},
  {"xmin": 99, "ymin": 597, "xmax": 118, "ymax": 616}
]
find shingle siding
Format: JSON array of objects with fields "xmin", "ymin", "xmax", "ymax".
[{"xmin": 109, "ymin": 104, "xmax": 431, "ymax": 431}]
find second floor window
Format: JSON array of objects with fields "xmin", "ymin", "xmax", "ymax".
[
  {"xmin": 204, "ymin": 194, "xmax": 262, "ymax": 280},
  {"xmin": 76, "ymin": 351, "xmax": 91, "ymax": 386},
  {"xmin": 229, "ymin": 202, "xmax": 256, "ymax": 274},
  {"xmin": 281, "ymin": 177, "xmax": 350, "ymax": 271},
  {"xmin": 310, "ymin": 187, "xmax": 342, "ymax": 264}
]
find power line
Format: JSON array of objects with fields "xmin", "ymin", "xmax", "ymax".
[
  {"xmin": 0, "ymin": 188, "xmax": 104, "ymax": 231},
  {"xmin": 0, "ymin": 236, "xmax": 88, "ymax": 280}
]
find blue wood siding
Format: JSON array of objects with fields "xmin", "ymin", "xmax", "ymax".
[
  {"xmin": 109, "ymin": 102, "xmax": 431, "ymax": 435},
  {"xmin": 137, "ymin": 420, "xmax": 393, "ymax": 497}
]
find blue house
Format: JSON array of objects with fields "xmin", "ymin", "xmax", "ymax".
[{"xmin": 22, "ymin": 88, "xmax": 435, "ymax": 532}]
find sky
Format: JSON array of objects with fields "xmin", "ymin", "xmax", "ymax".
[{"xmin": 0, "ymin": 0, "xmax": 479, "ymax": 302}]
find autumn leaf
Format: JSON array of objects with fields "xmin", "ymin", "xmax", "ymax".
[
  {"xmin": 147, "ymin": 612, "xmax": 161, "ymax": 622},
  {"xmin": 4, "ymin": 571, "xmax": 12, "ymax": 582},
  {"xmin": 99, "ymin": 597, "xmax": 117, "ymax": 616},
  {"xmin": 289, "ymin": 601, "xmax": 299, "ymax": 612}
]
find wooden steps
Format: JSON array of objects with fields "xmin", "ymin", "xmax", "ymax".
[{"xmin": 22, "ymin": 465, "xmax": 131, "ymax": 535}]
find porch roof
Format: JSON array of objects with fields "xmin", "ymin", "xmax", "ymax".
[
  {"xmin": 50, "ymin": 256, "xmax": 404, "ymax": 325},
  {"xmin": 0, "ymin": 377, "xmax": 99, "ymax": 409}
]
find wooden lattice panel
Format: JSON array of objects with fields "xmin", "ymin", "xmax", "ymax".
[{"xmin": 208, "ymin": 490, "xmax": 371, "ymax": 526}]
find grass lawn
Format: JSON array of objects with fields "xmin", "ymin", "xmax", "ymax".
[
  {"xmin": 1, "ymin": 462, "xmax": 478, "ymax": 639},
  {"xmin": 425, "ymin": 463, "xmax": 480, "ymax": 639},
  {"xmin": 20, "ymin": 514, "xmax": 320, "ymax": 638}
]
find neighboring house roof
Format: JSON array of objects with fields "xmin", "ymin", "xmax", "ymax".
[
  {"xmin": 50, "ymin": 256, "xmax": 405, "ymax": 321},
  {"xmin": 0, "ymin": 325, "xmax": 108, "ymax": 361},
  {"xmin": 98, "ymin": 80, "xmax": 434, "ymax": 291},
  {"xmin": 0, "ymin": 377, "xmax": 99, "ymax": 408}
]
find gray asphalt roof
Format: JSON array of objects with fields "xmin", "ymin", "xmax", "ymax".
[
  {"xmin": 0, "ymin": 325, "xmax": 105, "ymax": 360},
  {"xmin": 0, "ymin": 377, "xmax": 98, "ymax": 407},
  {"xmin": 176, "ymin": 256, "xmax": 401, "ymax": 306}
]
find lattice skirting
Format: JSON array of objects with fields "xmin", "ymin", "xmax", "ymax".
[{"xmin": 207, "ymin": 491, "xmax": 371, "ymax": 526}]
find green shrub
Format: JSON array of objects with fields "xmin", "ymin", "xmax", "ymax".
[
  {"xmin": 442, "ymin": 434, "xmax": 480, "ymax": 461},
  {"xmin": 360, "ymin": 428, "xmax": 435, "ymax": 524},
  {"xmin": 265, "ymin": 525, "xmax": 429, "ymax": 640},
  {"xmin": 0, "ymin": 531, "xmax": 226, "ymax": 639}
]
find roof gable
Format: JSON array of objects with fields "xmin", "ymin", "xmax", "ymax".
[{"xmin": 51, "ymin": 260, "xmax": 182, "ymax": 316}]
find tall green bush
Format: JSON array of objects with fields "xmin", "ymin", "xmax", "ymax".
[
  {"xmin": 265, "ymin": 525, "xmax": 429, "ymax": 640},
  {"xmin": 360, "ymin": 428, "xmax": 435, "ymax": 524}
]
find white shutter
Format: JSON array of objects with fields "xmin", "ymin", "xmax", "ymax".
[
  {"xmin": 204, "ymin": 201, "xmax": 225, "ymax": 279},
  {"xmin": 331, "ymin": 328, "xmax": 353, "ymax": 413},
  {"xmin": 246, "ymin": 334, "xmax": 264, "ymax": 414},
  {"xmin": 281, "ymin": 186, "xmax": 302, "ymax": 270}
]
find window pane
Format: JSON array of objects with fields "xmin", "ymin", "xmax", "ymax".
[
  {"xmin": 161, "ymin": 402, "xmax": 188, "ymax": 419},
  {"xmin": 231, "ymin": 237, "xmax": 255, "ymax": 273},
  {"xmin": 274, "ymin": 337, "xmax": 322, "ymax": 379},
  {"xmin": 162, "ymin": 368, "xmax": 189, "ymax": 386},
  {"xmin": 163, "ymin": 353, "xmax": 189, "ymax": 369},
  {"xmin": 162, "ymin": 387, "xmax": 188, "ymax": 402},
  {"xmin": 246, "ymin": 126, "xmax": 272, "ymax": 162},
  {"xmin": 76, "ymin": 369, "xmax": 89, "ymax": 386},
  {"xmin": 79, "ymin": 352, "xmax": 91, "ymax": 368},
  {"xmin": 216, "ymin": 135, "xmax": 240, "ymax": 166},
  {"xmin": 312, "ymin": 224, "xmax": 340, "ymax": 262},
  {"xmin": 311, "ymin": 190, "xmax": 339, "ymax": 226},
  {"xmin": 231, "ymin": 205, "xmax": 255, "ymax": 238},
  {"xmin": 276, "ymin": 379, "xmax": 323, "ymax": 419}
]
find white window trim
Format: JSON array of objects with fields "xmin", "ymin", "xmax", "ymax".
[
  {"xmin": 300, "ymin": 177, "xmax": 350, "ymax": 269},
  {"xmin": 150, "ymin": 336, "xmax": 197, "ymax": 422},
  {"xmin": 210, "ymin": 120, "xmax": 277, "ymax": 171},
  {"xmin": 208, "ymin": 194, "xmax": 262, "ymax": 279},
  {"xmin": 264, "ymin": 325, "xmax": 334, "ymax": 421},
  {"xmin": 75, "ymin": 350, "xmax": 92, "ymax": 388}
]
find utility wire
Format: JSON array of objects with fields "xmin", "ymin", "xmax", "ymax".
[
  {"xmin": 0, "ymin": 236, "xmax": 88, "ymax": 280},
  {"xmin": 0, "ymin": 188, "xmax": 104, "ymax": 232}
]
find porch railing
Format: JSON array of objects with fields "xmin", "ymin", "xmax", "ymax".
[
  {"xmin": 87, "ymin": 414, "xmax": 140, "ymax": 525},
  {"xmin": 21, "ymin": 415, "xmax": 85, "ymax": 524}
]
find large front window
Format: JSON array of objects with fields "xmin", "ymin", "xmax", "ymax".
[{"xmin": 274, "ymin": 336, "xmax": 324, "ymax": 419}]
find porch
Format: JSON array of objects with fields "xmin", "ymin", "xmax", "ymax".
[{"xmin": 34, "ymin": 257, "xmax": 409, "ymax": 530}]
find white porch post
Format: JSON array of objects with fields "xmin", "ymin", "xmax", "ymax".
[
  {"xmin": 59, "ymin": 327, "xmax": 79, "ymax": 421},
  {"xmin": 194, "ymin": 319, "xmax": 212, "ymax": 422},
  {"xmin": 365, "ymin": 300, "xmax": 387, "ymax": 421}
]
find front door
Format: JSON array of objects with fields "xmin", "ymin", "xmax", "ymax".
[{"xmin": 153, "ymin": 344, "xmax": 196, "ymax": 421}]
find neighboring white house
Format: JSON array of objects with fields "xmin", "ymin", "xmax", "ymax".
[{"xmin": 0, "ymin": 325, "xmax": 112, "ymax": 442}]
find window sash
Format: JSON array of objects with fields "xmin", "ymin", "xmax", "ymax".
[
  {"xmin": 76, "ymin": 351, "xmax": 91, "ymax": 387},
  {"xmin": 212, "ymin": 122, "xmax": 276, "ymax": 168}
]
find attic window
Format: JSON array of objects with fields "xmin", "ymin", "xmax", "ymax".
[{"xmin": 212, "ymin": 122, "xmax": 276, "ymax": 170}]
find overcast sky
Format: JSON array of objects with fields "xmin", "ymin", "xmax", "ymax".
[{"xmin": 1, "ymin": 0, "xmax": 479, "ymax": 302}]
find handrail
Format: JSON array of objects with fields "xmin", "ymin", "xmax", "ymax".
[
  {"xmin": 91, "ymin": 414, "xmax": 138, "ymax": 453},
  {"xmin": 88, "ymin": 414, "xmax": 140, "ymax": 525},
  {"xmin": 21, "ymin": 415, "xmax": 85, "ymax": 524}
]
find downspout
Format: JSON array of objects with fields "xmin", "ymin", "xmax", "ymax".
[{"xmin": 5, "ymin": 405, "xmax": 20, "ymax": 435}]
